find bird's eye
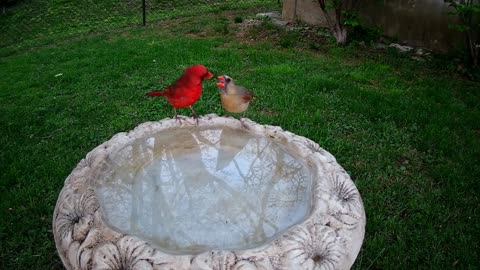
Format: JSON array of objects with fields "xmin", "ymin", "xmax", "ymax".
[{"xmin": 226, "ymin": 78, "xmax": 231, "ymax": 83}]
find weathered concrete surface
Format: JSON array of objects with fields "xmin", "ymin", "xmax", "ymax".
[
  {"xmin": 282, "ymin": 0, "xmax": 465, "ymax": 51},
  {"xmin": 53, "ymin": 115, "xmax": 366, "ymax": 270}
]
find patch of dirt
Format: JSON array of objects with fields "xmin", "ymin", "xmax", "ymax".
[
  {"xmin": 184, "ymin": 32, "xmax": 208, "ymax": 38},
  {"xmin": 235, "ymin": 18, "xmax": 330, "ymax": 49},
  {"xmin": 235, "ymin": 18, "xmax": 262, "ymax": 40},
  {"xmin": 142, "ymin": 8, "xmax": 332, "ymax": 51}
]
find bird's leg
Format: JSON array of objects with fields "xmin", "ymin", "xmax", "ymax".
[
  {"xmin": 189, "ymin": 106, "xmax": 199, "ymax": 126},
  {"xmin": 174, "ymin": 108, "xmax": 182, "ymax": 124}
]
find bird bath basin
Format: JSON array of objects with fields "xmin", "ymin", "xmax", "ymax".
[{"xmin": 53, "ymin": 115, "xmax": 365, "ymax": 269}]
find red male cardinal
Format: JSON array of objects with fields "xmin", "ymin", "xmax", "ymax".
[
  {"xmin": 146, "ymin": 64, "xmax": 214, "ymax": 123},
  {"xmin": 216, "ymin": 75, "xmax": 254, "ymax": 114}
]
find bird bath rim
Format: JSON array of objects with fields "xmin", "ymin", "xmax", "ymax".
[{"xmin": 53, "ymin": 114, "xmax": 366, "ymax": 270}]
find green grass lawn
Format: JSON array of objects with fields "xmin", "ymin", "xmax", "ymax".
[
  {"xmin": 1, "ymin": 3, "xmax": 480, "ymax": 270},
  {"xmin": 0, "ymin": 0, "xmax": 275, "ymax": 54}
]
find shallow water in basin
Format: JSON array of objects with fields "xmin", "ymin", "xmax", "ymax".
[{"xmin": 97, "ymin": 127, "xmax": 312, "ymax": 254}]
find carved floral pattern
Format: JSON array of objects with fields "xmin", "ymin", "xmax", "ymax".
[
  {"xmin": 279, "ymin": 221, "xmax": 344, "ymax": 270},
  {"xmin": 92, "ymin": 236, "xmax": 157, "ymax": 269},
  {"xmin": 53, "ymin": 115, "xmax": 365, "ymax": 270}
]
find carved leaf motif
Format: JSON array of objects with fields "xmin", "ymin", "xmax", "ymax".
[
  {"xmin": 66, "ymin": 241, "xmax": 81, "ymax": 269},
  {"xmin": 234, "ymin": 250, "xmax": 275, "ymax": 270},
  {"xmin": 92, "ymin": 236, "xmax": 156, "ymax": 270},
  {"xmin": 280, "ymin": 223, "xmax": 344, "ymax": 270},
  {"xmin": 232, "ymin": 260, "xmax": 258, "ymax": 270},
  {"xmin": 76, "ymin": 228, "xmax": 101, "ymax": 269},
  {"xmin": 232, "ymin": 257, "xmax": 274, "ymax": 270},
  {"xmin": 192, "ymin": 251, "xmax": 236, "ymax": 270},
  {"xmin": 55, "ymin": 188, "xmax": 98, "ymax": 244},
  {"xmin": 73, "ymin": 214, "xmax": 93, "ymax": 241},
  {"xmin": 330, "ymin": 173, "xmax": 362, "ymax": 214},
  {"xmin": 92, "ymin": 242, "xmax": 121, "ymax": 269}
]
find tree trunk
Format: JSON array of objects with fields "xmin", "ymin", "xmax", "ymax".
[
  {"xmin": 333, "ymin": 26, "xmax": 347, "ymax": 44},
  {"xmin": 317, "ymin": 0, "xmax": 348, "ymax": 44},
  {"xmin": 449, "ymin": 0, "xmax": 479, "ymax": 69},
  {"xmin": 464, "ymin": 19, "xmax": 479, "ymax": 68},
  {"xmin": 471, "ymin": 41, "xmax": 479, "ymax": 69}
]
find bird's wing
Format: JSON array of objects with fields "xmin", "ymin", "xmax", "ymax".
[
  {"xmin": 165, "ymin": 72, "xmax": 198, "ymax": 96},
  {"xmin": 237, "ymin": 86, "xmax": 254, "ymax": 102}
]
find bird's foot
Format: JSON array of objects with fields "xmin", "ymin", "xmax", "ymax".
[
  {"xmin": 189, "ymin": 106, "xmax": 200, "ymax": 126},
  {"xmin": 174, "ymin": 114, "xmax": 184, "ymax": 124},
  {"xmin": 192, "ymin": 114, "xmax": 200, "ymax": 126},
  {"xmin": 173, "ymin": 108, "xmax": 184, "ymax": 124},
  {"xmin": 240, "ymin": 118, "xmax": 250, "ymax": 130}
]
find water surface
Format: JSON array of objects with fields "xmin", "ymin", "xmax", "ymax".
[{"xmin": 97, "ymin": 127, "xmax": 312, "ymax": 254}]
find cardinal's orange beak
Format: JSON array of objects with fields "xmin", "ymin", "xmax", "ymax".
[{"xmin": 217, "ymin": 75, "xmax": 226, "ymax": 87}]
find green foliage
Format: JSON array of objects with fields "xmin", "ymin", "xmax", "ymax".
[
  {"xmin": 342, "ymin": 10, "xmax": 360, "ymax": 27},
  {"xmin": 341, "ymin": 9, "xmax": 383, "ymax": 42},
  {"xmin": 279, "ymin": 32, "xmax": 298, "ymax": 48},
  {"xmin": 323, "ymin": 0, "xmax": 344, "ymax": 9},
  {"xmin": 446, "ymin": 1, "xmax": 480, "ymax": 31},
  {"xmin": 234, "ymin": 16, "xmax": 244, "ymax": 23},
  {"xmin": 315, "ymin": 0, "xmax": 362, "ymax": 43},
  {"xmin": 349, "ymin": 24, "xmax": 383, "ymax": 43},
  {"xmin": 444, "ymin": 0, "xmax": 480, "ymax": 68},
  {"xmin": 212, "ymin": 17, "xmax": 230, "ymax": 35}
]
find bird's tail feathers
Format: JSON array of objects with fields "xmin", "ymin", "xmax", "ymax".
[
  {"xmin": 145, "ymin": 89, "xmax": 165, "ymax": 97},
  {"xmin": 242, "ymin": 92, "xmax": 257, "ymax": 102}
]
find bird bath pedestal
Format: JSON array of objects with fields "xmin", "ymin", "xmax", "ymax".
[{"xmin": 53, "ymin": 115, "xmax": 366, "ymax": 269}]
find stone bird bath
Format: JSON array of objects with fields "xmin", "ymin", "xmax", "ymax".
[{"xmin": 53, "ymin": 115, "xmax": 365, "ymax": 269}]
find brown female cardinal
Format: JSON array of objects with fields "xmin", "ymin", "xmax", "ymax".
[
  {"xmin": 216, "ymin": 75, "xmax": 254, "ymax": 114},
  {"xmin": 146, "ymin": 64, "xmax": 214, "ymax": 123}
]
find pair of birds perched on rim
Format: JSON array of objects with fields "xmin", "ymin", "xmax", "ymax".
[{"xmin": 145, "ymin": 64, "xmax": 254, "ymax": 121}]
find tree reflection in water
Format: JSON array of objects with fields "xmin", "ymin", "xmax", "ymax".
[{"xmin": 97, "ymin": 127, "xmax": 312, "ymax": 254}]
